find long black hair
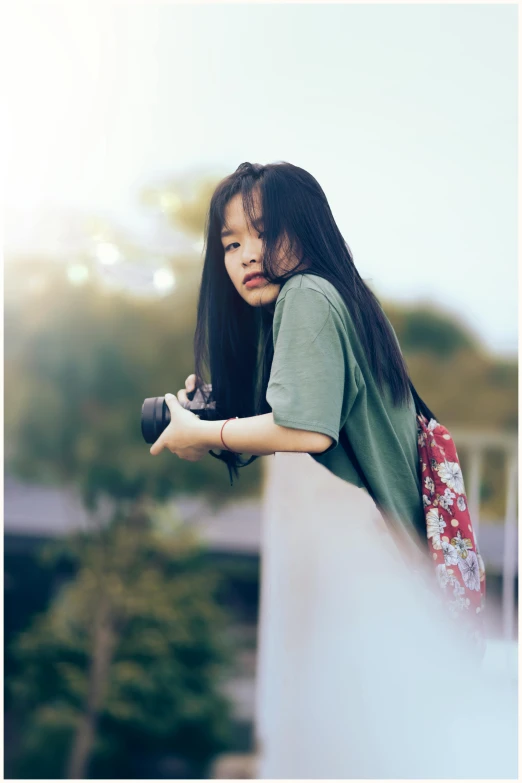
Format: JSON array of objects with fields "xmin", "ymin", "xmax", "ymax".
[{"xmin": 193, "ymin": 161, "xmax": 435, "ymax": 485}]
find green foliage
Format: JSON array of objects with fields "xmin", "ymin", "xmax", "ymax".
[
  {"xmin": 4, "ymin": 257, "xmax": 262, "ymax": 509},
  {"xmin": 384, "ymin": 299, "xmax": 517, "ymax": 431},
  {"xmin": 402, "ymin": 350, "xmax": 517, "ymax": 432},
  {"xmin": 7, "ymin": 508, "xmax": 236, "ymax": 778},
  {"xmin": 383, "ymin": 304, "xmax": 517, "ymax": 519},
  {"xmin": 386, "ymin": 303, "xmax": 478, "ymax": 358},
  {"xmin": 5, "ymin": 248, "xmax": 517, "ymax": 522}
]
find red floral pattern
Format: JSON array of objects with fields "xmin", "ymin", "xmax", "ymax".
[{"xmin": 416, "ymin": 414, "xmax": 486, "ymax": 654}]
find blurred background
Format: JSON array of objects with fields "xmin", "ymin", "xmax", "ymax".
[{"xmin": 4, "ymin": 1, "xmax": 517, "ymax": 779}]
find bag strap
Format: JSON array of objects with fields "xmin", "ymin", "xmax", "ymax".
[{"xmin": 408, "ymin": 379, "xmax": 437, "ymax": 421}]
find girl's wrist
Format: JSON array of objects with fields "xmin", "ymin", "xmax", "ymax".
[{"xmin": 199, "ymin": 418, "xmax": 237, "ymax": 451}]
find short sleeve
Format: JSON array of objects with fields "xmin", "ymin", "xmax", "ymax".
[{"xmin": 266, "ymin": 287, "xmax": 355, "ymax": 453}]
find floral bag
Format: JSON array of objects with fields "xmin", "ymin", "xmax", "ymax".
[{"xmin": 416, "ymin": 412, "xmax": 487, "ymax": 654}]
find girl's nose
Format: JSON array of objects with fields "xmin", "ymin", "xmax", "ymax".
[{"xmin": 241, "ymin": 241, "xmax": 259, "ymax": 263}]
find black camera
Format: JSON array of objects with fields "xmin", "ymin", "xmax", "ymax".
[{"xmin": 141, "ymin": 383, "xmax": 215, "ymax": 444}]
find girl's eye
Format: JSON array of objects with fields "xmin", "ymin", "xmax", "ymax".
[{"xmin": 224, "ymin": 234, "xmax": 263, "ymax": 253}]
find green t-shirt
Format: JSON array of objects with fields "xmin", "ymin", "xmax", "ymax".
[{"xmin": 265, "ymin": 273, "xmax": 427, "ymax": 546}]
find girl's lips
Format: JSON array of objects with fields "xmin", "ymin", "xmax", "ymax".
[{"xmin": 244, "ymin": 275, "xmax": 267, "ymax": 288}]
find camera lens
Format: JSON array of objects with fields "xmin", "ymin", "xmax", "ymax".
[
  {"xmin": 141, "ymin": 385, "xmax": 214, "ymax": 445},
  {"xmin": 141, "ymin": 396, "xmax": 171, "ymax": 444}
]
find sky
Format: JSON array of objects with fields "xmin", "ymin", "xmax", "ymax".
[{"xmin": 5, "ymin": 1, "xmax": 518, "ymax": 355}]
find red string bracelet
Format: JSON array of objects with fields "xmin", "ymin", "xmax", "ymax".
[{"xmin": 221, "ymin": 417, "xmax": 239, "ymax": 452}]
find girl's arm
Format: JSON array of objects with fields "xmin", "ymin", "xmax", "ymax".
[{"xmin": 198, "ymin": 413, "xmax": 334, "ymax": 456}]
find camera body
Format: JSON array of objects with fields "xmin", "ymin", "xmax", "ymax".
[{"xmin": 141, "ymin": 384, "xmax": 215, "ymax": 444}]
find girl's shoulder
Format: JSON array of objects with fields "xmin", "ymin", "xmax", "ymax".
[
  {"xmin": 277, "ymin": 273, "xmax": 349, "ymax": 322},
  {"xmin": 275, "ymin": 273, "xmax": 368, "ymax": 364},
  {"xmin": 277, "ymin": 273, "xmax": 344, "ymax": 307}
]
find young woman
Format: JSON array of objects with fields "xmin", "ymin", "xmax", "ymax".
[
  {"xmin": 152, "ymin": 161, "xmax": 431, "ymax": 546},
  {"xmin": 150, "ymin": 162, "xmax": 516, "ymax": 779}
]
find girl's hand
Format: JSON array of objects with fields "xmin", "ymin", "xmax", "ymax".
[
  {"xmin": 149, "ymin": 391, "xmax": 208, "ymax": 462},
  {"xmin": 175, "ymin": 373, "xmax": 196, "ymax": 407}
]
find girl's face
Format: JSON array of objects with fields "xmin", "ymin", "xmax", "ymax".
[{"xmin": 222, "ymin": 193, "xmax": 285, "ymax": 308}]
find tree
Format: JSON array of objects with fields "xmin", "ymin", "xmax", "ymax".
[
  {"xmin": 384, "ymin": 301, "xmax": 517, "ymax": 520},
  {"xmin": 7, "ymin": 500, "xmax": 236, "ymax": 779},
  {"xmin": 384, "ymin": 301, "xmax": 479, "ymax": 358},
  {"xmin": 4, "ymin": 251, "xmax": 260, "ymax": 778}
]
